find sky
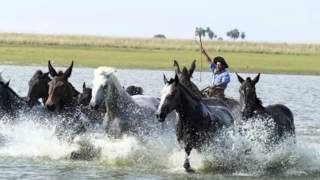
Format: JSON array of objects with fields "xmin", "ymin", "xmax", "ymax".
[{"xmin": 0, "ymin": 0, "xmax": 319, "ymax": 43}]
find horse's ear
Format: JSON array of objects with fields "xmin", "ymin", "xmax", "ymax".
[
  {"xmin": 236, "ymin": 72, "xmax": 244, "ymax": 83},
  {"xmin": 64, "ymin": 61, "xmax": 73, "ymax": 79},
  {"xmin": 174, "ymin": 74, "xmax": 179, "ymax": 84},
  {"xmin": 163, "ymin": 74, "xmax": 168, "ymax": 84},
  {"xmin": 188, "ymin": 59, "xmax": 196, "ymax": 78},
  {"xmin": 48, "ymin": 60, "xmax": 58, "ymax": 77},
  {"xmin": 253, "ymin": 73, "xmax": 260, "ymax": 85},
  {"xmin": 173, "ymin": 60, "xmax": 181, "ymax": 74},
  {"xmin": 5, "ymin": 80, "xmax": 10, "ymax": 86},
  {"xmin": 83, "ymin": 82, "xmax": 86, "ymax": 89}
]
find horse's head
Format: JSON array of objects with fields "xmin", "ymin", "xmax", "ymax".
[
  {"xmin": 236, "ymin": 73, "xmax": 261, "ymax": 112},
  {"xmin": 174, "ymin": 59, "xmax": 196, "ymax": 84},
  {"xmin": 156, "ymin": 74, "xmax": 181, "ymax": 122},
  {"xmin": 27, "ymin": 70, "xmax": 51, "ymax": 107},
  {"xmin": 173, "ymin": 60, "xmax": 202, "ymax": 98},
  {"xmin": 126, "ymin": 85, "xmax": 143, "ymax": 96},
  {"xmin": 45, "ymin": 61, "xmax": 75, "ymax": 111},
  {"xmin": 90, "ymin": 67, "xmax": 119, "ymax": 110},
  {"xmin": 78, "ymin": 82, "xmax": 92, "ymax": 106}
]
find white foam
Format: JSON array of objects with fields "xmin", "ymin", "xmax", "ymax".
[
  {"xmin": 0, "ymin": 113, "xmax": 320, "ymax": 176},
  {"xmin": 0, "ymin": 120, "xmax": 77, "ymax": 160}
]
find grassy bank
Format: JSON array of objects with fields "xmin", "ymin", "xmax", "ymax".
[{"xmin": 0, "ymin": 33, "xmax": 319, "ymax": 74}]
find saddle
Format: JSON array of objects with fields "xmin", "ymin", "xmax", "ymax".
[{"xmin": 202, "ymin": 86, "xmax": 225, "ymax": 99}]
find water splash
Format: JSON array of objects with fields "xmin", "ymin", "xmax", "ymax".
[{"xmin": 0, "ymin": 113, "xmax": 320, "ymax": 177}]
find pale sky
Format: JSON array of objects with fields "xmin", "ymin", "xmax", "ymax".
[{"xmin": 0, "ymin": 0, "xmax": 319, "ymax": 43}]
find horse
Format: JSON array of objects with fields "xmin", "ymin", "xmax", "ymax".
[
  {"xmin": 236, "ymin": 73, "xmax": 295, "ymax": 145},
  {"xmin": 156, "ymin": 74, "xmax": 234, "ymax": 172},
  {"xmin": 126, "ymin": 85, "xmax": 144, "ymax": 96},
  {"xmin": 173, "ymin": 59, "xmax": 240, "ymax": 114},
  {"xmin": 26, "ymin": 70, "xmax": 51, "ymax": 107},
  {"xmin": 89, "ymin": 67, "xmax": 173, "ymax": 138},
  {"xmin": 45, "ymin": 61, "xmax": 79, "ymax": 111},
  {"xmin": 42, "ymin": 61, "xmax": 91, "ymax": 141},
  {"xmin": 0, "ymin": 80, "xmax": 28, "ymax": 117},
  {"xmin": 78, "ymin": 82, "xmax": 92, "ymax": 106}
]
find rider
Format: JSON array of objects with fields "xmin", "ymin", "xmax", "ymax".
[{"xmin": 201, "ymin": 47, "xmax": 230, "ymax": 98}]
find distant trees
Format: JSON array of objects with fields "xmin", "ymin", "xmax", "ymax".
[
  {"xmin": 206, "ymin": 27, "xmax": 217, "ymax": 39},
  {"xmin": 195, "ymin": 27, "xmax": 246, "ymax": 40},
  {"xmin": 195, "ymin": 27, "xmax": 206, "ymax": 38},
  {"xmin": 226, "ymin": 29, "xmax": 246, "ymax": 40},
  {"xmin": 195, "ymin": 27, "xmax": 217, "ymax": 40},
  {"xmin": 153, "ymin": 34, "xmax": 166, "ymax": 39},
  {"xmin": 240, "ymin": 32, "xmax": 246, "ymax": 39},
  {"xmin": 226, "ymin": 28, "xmax": 240, "ymax": 40}
]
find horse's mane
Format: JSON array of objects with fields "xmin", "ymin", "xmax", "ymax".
[
  {"xmin": 0, "ymin": 81, "xmax": 21, "ymax": 99},
  {"xmin": 93, "ymin": 67, "xmax": 122, "ymax": 90},
  {"xmin": 168, "ymin": 78, "xmax": 201, "ymax": 102}
]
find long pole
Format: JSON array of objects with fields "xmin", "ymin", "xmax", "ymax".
[{"xmin": 199, "ymin": 34, "xmax": 203, "ymax": 82}]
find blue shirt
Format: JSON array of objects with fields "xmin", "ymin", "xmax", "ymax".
[{"xmin": 210, "ymin": 63, "xmax": 230, "ymax": 89}]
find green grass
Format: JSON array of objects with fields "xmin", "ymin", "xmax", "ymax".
[
  {"xmin": 0, "ymin": 43, "xmax": 319, "ymax": 75},
  {"xmin": 0, "ymin": 32, "xmax": 319, "ymax": 74},
  {"xmin": 1, "ymin": 32, "xmax": 320, "ymax": 55}
]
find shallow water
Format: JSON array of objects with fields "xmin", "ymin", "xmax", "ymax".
[{"xmin": 0, "ymin": 65, "xmax": 320, "ymax": 179}]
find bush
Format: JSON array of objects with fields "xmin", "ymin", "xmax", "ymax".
[{"xmin": 153, "ymin": 34, "xmax": 166, "ymax": 39}]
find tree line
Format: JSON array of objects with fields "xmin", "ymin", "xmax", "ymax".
[{"xmin": 195, "ymin": 27, "xmax": 246, "ymax": 40}]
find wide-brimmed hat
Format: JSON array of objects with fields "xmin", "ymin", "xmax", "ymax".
[{"xmin": 213, "ymin": 56, "xmax": 229, "ymax": 68}]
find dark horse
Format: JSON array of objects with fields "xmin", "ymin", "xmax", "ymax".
[
  {"xmin": 126, "ymin": 85, "xmax": 144, "ymax": 96},
  {"xmin": 78, "ymin": 82, "xmax": 92, "ymax": 106},
  {"xmin": 236, "ymin": 73, "xmax": 295, "ymax": 144},
  {"xmin": 27, "ymin": 69, "xmax": 92, "ymax": 108},
  {"xmin": 27, "ymin": 70, "xmax": 51, "ymax": 107},
  {"xmin": 156, "ymin": 74, "xmax": 234, "ymax": 172},
  {"xmin": 0, "ymin": 80, "xmax": 27, "ymax": 117},
  {"xmin": 44, "ymin": 61, "xmax": 92, "ymax": 143},
  {"xmin": 173, "ymin": 60, "xmax": 240, "ymax": 113},
  {"xmin": 45, "ymin": 61, "xmax": 79, "ymax": 111}
]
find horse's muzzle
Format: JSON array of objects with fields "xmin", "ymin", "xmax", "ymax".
[{"xmin": 46, "ymin": 104, "xmax": 56, "ymax": 111}]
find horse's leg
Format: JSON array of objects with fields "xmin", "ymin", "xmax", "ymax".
[{"xmin": 183, "ymin": 144, "xmax": 195, "ymax": 173}]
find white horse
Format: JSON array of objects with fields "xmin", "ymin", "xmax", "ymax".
[{"xmin": 90, "ymin": 67, "xmax": 174, "ymax": 137}]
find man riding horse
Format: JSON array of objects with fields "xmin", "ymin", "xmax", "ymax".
[{"xmin": 201, "ymin": 47, "xmax": 230, "ymax": 98}]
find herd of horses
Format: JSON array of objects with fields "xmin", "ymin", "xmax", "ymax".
[{"xmin": 0, "ymin": 60, "xmax": 295, "ymax": 172}]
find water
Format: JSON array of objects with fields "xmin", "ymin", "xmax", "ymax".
[{"xmin": 0, "ymin": 65, "xmax": 320, "ymax": 179}]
